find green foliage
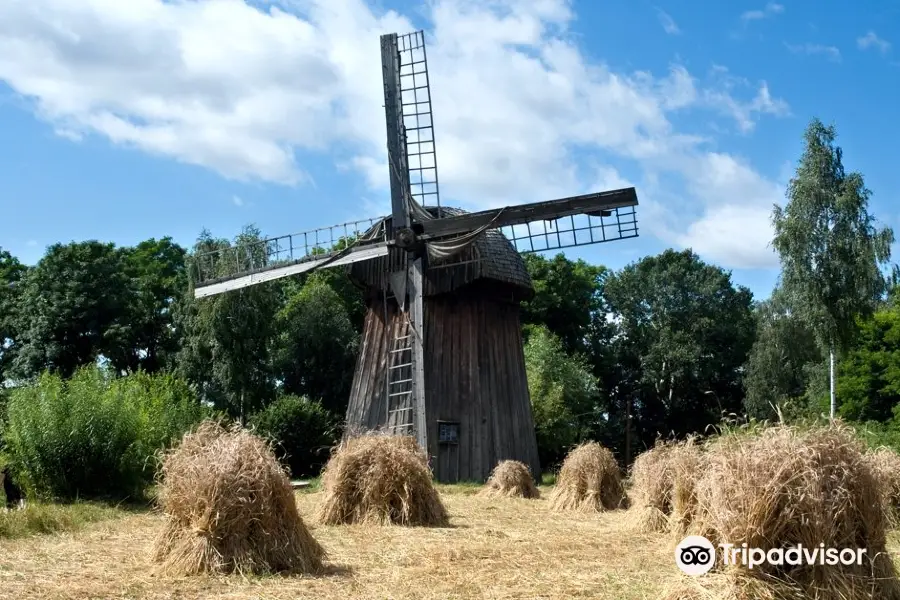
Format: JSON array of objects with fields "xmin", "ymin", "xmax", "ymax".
[
  {"xmin": 175, "ymin": 227, "xmax": 279, "ymax": 421},
  {"xmin": 2, "ymin": 367, "xmax": 206, "ymax": 500},
  {"xmin": 772, "ymin": 118, "xmax": 894, "ymax": 355},
  {"xmin": 524, "ymin": 324, "xmax": 601, "ymax": 467},
  {"xmin": 522, "ymin": 253, "xmax": 609, "ymax": 355},
  {"xmin": 603, "ymin": 249, "xmax": 756, "ymax": 450},
  {"xmin": 7, "ymin": 238, "xmax": 188, "ymax": 381},
  {"xmin": 0, "ymin": 247, "xmax": 27, "ymax": 383},
  {"xmin": 272, "ymin": 278, "xmax": 359, "ymax": 417},
  {"xmin": 836, "ymin": 306, "xmax": 900, "ymax": 422},
  {"xmin": 11, "ymin": 241, "xmax": 132, "ymax": 379},
  {"xmin": 0, "ymin": 501, "xmax": 126, "ymax": 539},
  {"xmin": 249, "ymin": 394, "xmax": 337, "ymax": 478},
  {"xmin": 743, "ymin": 287, "xmax": 821, "ymax": 420},
  {"xmin": 850, "ymin": 411, "xmax": 900, "ymax": 452},
  {"xmin": 110, "ymin": 237, "xmax": 187, "ymax": 374}
]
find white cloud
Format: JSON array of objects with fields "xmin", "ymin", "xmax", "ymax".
[
  {"xmin": 858, "ymin": 31, "xmax": 891, "ymax": 54},
  {"xmin": 786, "ymin": 43, "xmax": 842, "ymax": 62},
  {"xmin": 656, "ymin": 9, "xmax": 681, "ymax": 35},
  {"xmin": 232, "ymin": 194, "xmax": 244, "ymax": 207},
  {"xmin": 0, "ymin": 0, "xmax": 789, "ymax": 270},
  {"xmin": 701, "ymin": 69, "xmax": 789, "ymax": 133},
  {"xmin": 741, "ymin": 3, "xmax": 784, "ymax": 22}
]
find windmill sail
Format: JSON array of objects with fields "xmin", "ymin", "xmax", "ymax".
[{"xmin": 191, "ymin": 217, "xmax": 388, "ymax": 298}]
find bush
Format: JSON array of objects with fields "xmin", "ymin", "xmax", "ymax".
[
  {"xmin": 250, "ymin": 395, "xmax": 337, "ymax": 478},
  {"xmin": 2, "ymin": 366, "xmax": 207, "ymax": 500}
]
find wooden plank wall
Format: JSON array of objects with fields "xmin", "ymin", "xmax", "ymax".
[
  {"xmin": 344, "ymin": 293, "xmax": 414, "ymax": 436},
  {"xmin": 424, "ymin": 289, "xmax": 541, "ymax": 482},
  {"xmin": 344, "ymin": 285, "xmax": 541, "ymax": 483}
]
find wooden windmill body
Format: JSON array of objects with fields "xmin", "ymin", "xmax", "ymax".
[
  {"xmin": 346, "ymin": 206, "xmax": 539, "ymax": 482},
  {"xmin": 191, "ymin": 30, "xmax": 640, "ymax": 483}
]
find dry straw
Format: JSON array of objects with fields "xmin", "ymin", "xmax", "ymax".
[
  {"xmin": 680, "ymin": 423, "xmax": 900, "ymax": 600},
  {"xmin": 548, "ymin": 442, "xmax": 625, "ymax": 512},
  {"xmin": 666, "ymin": 439, "xmax": 704, "ymax": 535},
  {"xmin": 479, "ymin": 460, "xmax": 540, "ymax": 499},
  {"xmin": 626, "ymin": 437, "xmax": 704, "ymax": 534},
  {"xmin": 152, "ymin": 420, "xmax": 325, "ymax": 576},
  {"xmin": 317, "ymin": 434, "xmax": 449, "ymax": 526},
  {"xmin": 864, "ymin": 446, "xmax": 900, "ymax": 528}
]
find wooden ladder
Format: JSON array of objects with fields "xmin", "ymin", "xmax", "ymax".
[{"xmin": 384, "ymin": 287, "xmax": 417, "ymax": 437}]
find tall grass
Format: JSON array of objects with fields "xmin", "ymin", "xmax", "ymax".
[
  {"xmin": 2, "ymin": 366, "xmax": 208, "ymax": 500},
  {"xmin": 0, "ymin": 501, "xmax": 127, "ymax": 539}
]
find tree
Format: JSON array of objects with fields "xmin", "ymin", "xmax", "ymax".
[
  {"xmin": 0, "ymin": 248, "xmax": 27, "ymax": 382},
  {"xmin": 743, "ymin": 287, "xmax": 821, "ymax": 420},
  {"xmin": 524, "ymin": 324, "xmax": 601, "ymax": 468},
  {"xmin": 111, "ymin": 238, "xmax": 187, "ymax": 374},
  {"xmin": 250, "ymin": 394, "xmax": 338, "ymax": 477},
  {"xmin": 175, "ymin": 227, "xmax": 279, "ymax": 421},
  {"xmin": 772, "ymin": 118, "xmax": 894, "ymax": 418},
  {"xmin": 11, "ymin": 241, "xmax": 132, "ymax": 379},
  {"xmin": 272, "ymin": 276, "xmax": 359, "ymax": 417},
  {"xmin": 603, "ymin": 249, "xmax": 756, "ymax": 453},
  {"xmin": 834, "ymin": 306, "xmax": 900, "ymax": 422},
  {"xmin": 521, "ymin": 254, "xmax": 608, "ymax": 356}
]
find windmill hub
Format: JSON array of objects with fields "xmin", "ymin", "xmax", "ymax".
[{"xmin": 393, "ymin": 227, "xmax": 417, "ymax": 249}]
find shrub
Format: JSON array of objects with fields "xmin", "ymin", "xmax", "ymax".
[
  {"xmin": 2, "ymin": 366, "xmax": 207, "ymax": 500},
  {"xmin": 249, "ymin": 394, "xmax": 337, "ymax": 478}
]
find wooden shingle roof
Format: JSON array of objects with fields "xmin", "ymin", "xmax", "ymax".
[{"xmin": 347, "ymin": 206, "xmax": 534, "ymax": 301}]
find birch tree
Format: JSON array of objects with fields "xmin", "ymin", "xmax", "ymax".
[{"xmin": 772, "ymin": 118, "xmax": 894, "ymax": 418}]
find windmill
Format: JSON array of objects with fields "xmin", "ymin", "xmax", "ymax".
[{"xmin": 191, "ymin": 31, "xmax": 639, "ymax": 482}]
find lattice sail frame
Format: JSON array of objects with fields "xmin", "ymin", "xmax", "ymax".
[
  {"xmin": 501, "ymin": 205, "xmax": 638, "ymax": 254},
  {"xmin": 190, "ymin": 217, "xmax": 388, "ymax": 296},
  {"xmin": 190, "ymin": 199, "xmax": 640, "ymax": 293},
  {"xmin": 396, "ymin": 31, "xmax": 442, "ymax": 214}
]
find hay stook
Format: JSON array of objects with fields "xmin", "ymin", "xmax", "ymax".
[
  {"xmin": 152, "ymin": 420, "xmax": 325, "ymax": 576},
  {"xmin": 548, "ymin": 442, "xmax": 625, "ymax": 512},
  {"xmin": 680, "ymin": 423, "xmax": 900, "ymax": 600},
  {"xmin": 479, "ymin": 460, "xmax": 540, "ymax": 499},
  {"xmin": 864, "ymin": 446, "xmax": 900, "ymax": 528},
  {"xmin": 317, "ymin": 434, "xmax": 449, "ymax": 526}
]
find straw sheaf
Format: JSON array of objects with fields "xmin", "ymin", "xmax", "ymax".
[
  {"xmin": 625, "ymin": 438, "xmax": 704, "ymax": 534},
  {"xmin": 152, "ymin": 420, "xmax": 325, "ymax": 576},
  {"xmin": 681, "ymin": 423, "xmax": 900, "ymax": 600},
  {"xmin": 479, "ymin": 460, "xmax": 540, "ymax": 499},
  {"xmin": 864, "ymin": 446, "xmax": 900, "ymax": 528},
  {"xmin": 548, "ymin": 442, "xmax": 625, "ymax": 512},
  {"xmin": 317, "ymin": 434, "xmax": 449, "ymax": 526}
]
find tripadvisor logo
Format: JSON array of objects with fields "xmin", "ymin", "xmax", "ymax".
[{"xmin": 675, "ymin": 536, "xmax": 868, "ymax": 576}]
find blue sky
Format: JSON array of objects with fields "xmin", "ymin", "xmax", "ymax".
[{"xmin": 1, "ymin": 0, "xmax": 898, "ymax": 302}]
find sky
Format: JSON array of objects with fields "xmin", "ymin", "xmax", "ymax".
[{"xmin": 1, "ymin": 0, "xmax": 898, "ymax": 302}]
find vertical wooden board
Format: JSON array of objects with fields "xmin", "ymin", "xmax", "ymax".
[
  {"xmin": 481, "ymin": 298, "xmax": 499, "ymax": 473},
  {"xmin": 501, "ymin": 303, "xmax": 521, "ymax": 462},
  {"xmin": 469, "ymin": 298, "xmax": 484, "ymax": 482},
  {"xmin": 489, "ymin": 300, "xmax": 507, "ymax": 465},
  {"xmin": 410, "ymin": 257, "xmax": 427, "ymax": 451}
]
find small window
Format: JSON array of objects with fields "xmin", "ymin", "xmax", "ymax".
[{"xmin": 437, "ymin": 421, "xmax": 460, "ymax": 445}]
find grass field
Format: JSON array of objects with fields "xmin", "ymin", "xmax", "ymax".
[{"xmin": 2, "ymin": 483, "xmax": 899, "ymax": 600}]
